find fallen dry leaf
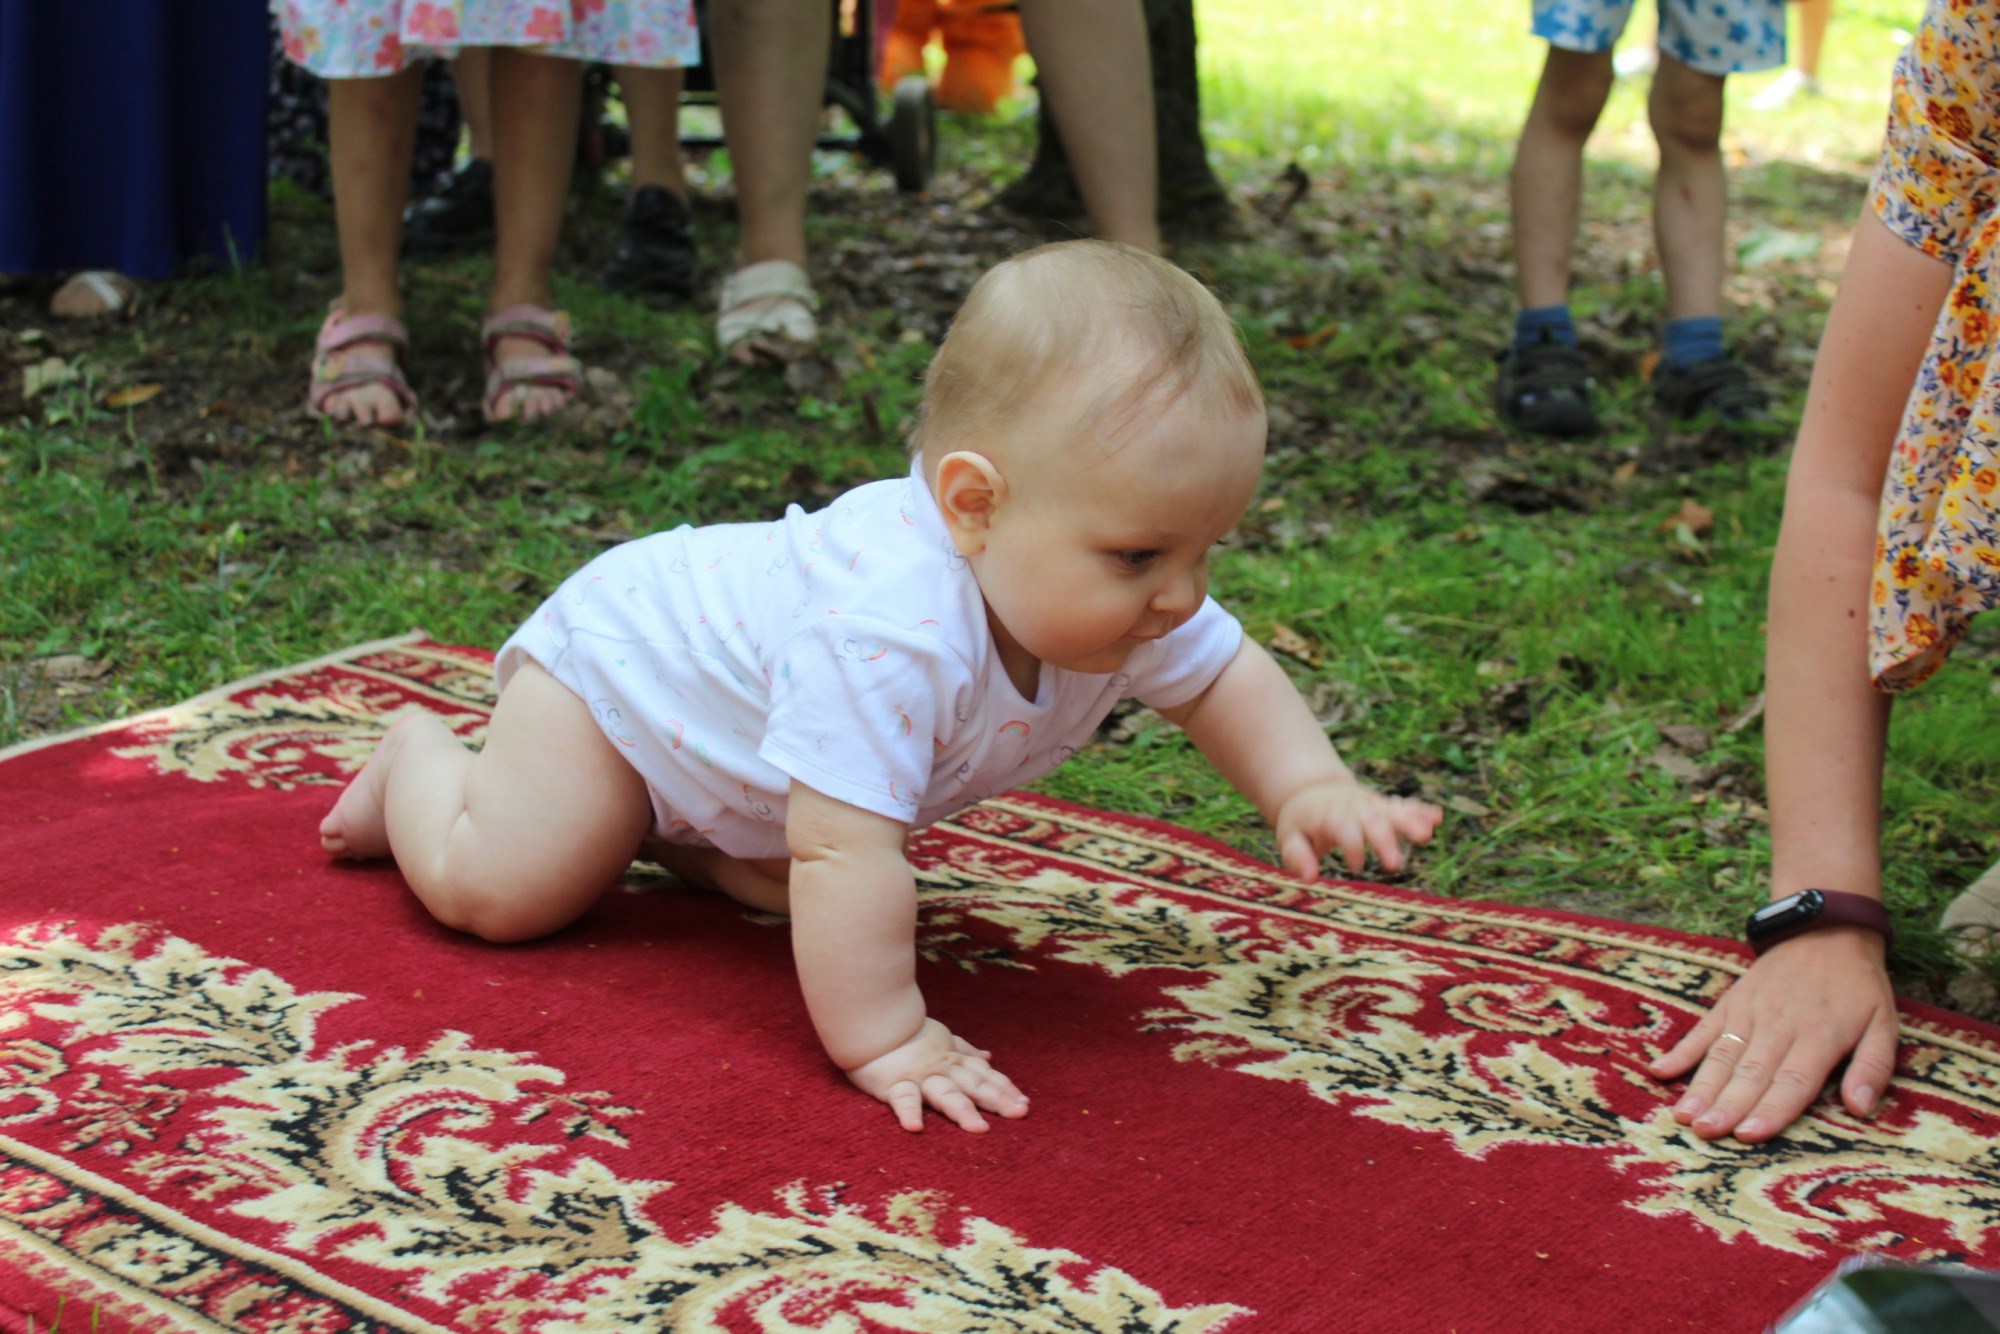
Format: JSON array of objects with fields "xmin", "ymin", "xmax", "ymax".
[
  {"xmin": 1649, "ymin": 747, "xmax": 1706, "ymax": 783},
  {"xmin": 1267, "ymin": 623, "xmax": 1320, "ymax": 664},
  {"xmin": 22, "ymin": 356, "xmax": 74, "ymax": 399},
  {"xmin": 39, "ymin": 654, "xmax": 109, "ymax": 681},
  {"xmin": 1657, "ymin": 724, "xmax": 1711, "ymax": 755},
  {"xmin": 1445, "ymin": 795, "xmax": 1492, "ymax": 818},
  {"xmin": 1656, "ymin": 499, "xmax": 1715, "ymax": 538},
  {"xmin": 103, "ymin": 383, "xmax": 163, "ymax": 409}
]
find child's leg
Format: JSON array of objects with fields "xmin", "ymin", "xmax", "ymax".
[
  {"xmin": 1508, "ymin": 46, "xmax": 1615, "ymax": 310},
  {"xmin": 649, "ymin": 844, "xmax": 793, "ymax": 914},
  {"xmin": 1648, "ymin": 55, "xmax": 1726, "ymax": 322},
  {"xmin": 1795, "ymin": 0, "xmax": 1831, "ymax": 82},
  {"xmin": 615, "ymin": 65, "xmax": 688, "ymax": 196},
  {"xmin": 486, "ymin": 47, "xmax": 584, "ymax": 421},
  {"xmin": 324, "ymin": 67, "xmax": 425, "ymax": 424},
  {"xmin": 322, "ymin": 661, "xmax": 653, "ymax": 942}
]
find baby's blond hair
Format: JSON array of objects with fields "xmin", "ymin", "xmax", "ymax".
[{"xmin": 913, "ymin": 241, "xmax": 1263, "ymax": 470}]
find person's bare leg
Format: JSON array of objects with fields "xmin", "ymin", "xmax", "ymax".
[
  {"xmin": 1796, "ymin": 0, "xmax": 1831, "ymax": 80},
  {"xmin": 1016, "ymin": 0, "xmax": 1158, "ymax": 251},
  {"xmin": 486, "ymin": 47, "xmax": 583, "ymax": 420},
  {"xmin": 708, "ymin": 0, "xmax": 827, "ymax": 361},
  {"xmin": 452, "ymin": 47, "xmax": 495, "ymax": 159},
  {"xmin": 616, "ymin": 65, "xmax": 688, "ymax": 195},
  {"xmin": 650, "ymin": 844, "xmax": 792, "ymax": 913},
  {"xmin": 709, "ymin": 0, "xmax": 825, "ymax": 271},
  {"xmin": 325, "ymin": 67, "xmax": 424, "ymax": 424},
  {"xmin": 1649, "ymin": 54, "xmax": 1727, "ymax": 322},
  {"xmin": 321, "ymin": 661, "xmax": 653, "ymax": 942},
  {"xmin": 1509, "ymin": 46, "xmax": 1614, "ymax": 310}
]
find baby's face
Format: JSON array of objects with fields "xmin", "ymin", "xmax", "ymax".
[{"xmin": 972, "ymin": 393, "xmax": 1266, "ymax": 678}]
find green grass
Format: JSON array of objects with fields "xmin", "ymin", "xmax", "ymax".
[
  {"xmin": 1195, "ymin": 0, "xmax": 1919, "ymax": 174},
  {"xmin": 3, "ymin": 0, "xmax": 1993, "ymax": 1006}
]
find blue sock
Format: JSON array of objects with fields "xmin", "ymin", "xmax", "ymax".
[
  {"xmin": 1513, "ymin": 304, "xmax": 1577, "ymax": 352},
  {"xmin": 1662, "ymin": 316, "xmax": 1724, "ymax": 367}
]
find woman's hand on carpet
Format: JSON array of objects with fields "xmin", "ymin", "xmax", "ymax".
[
  {"xmin": 845, "ymin": 1018, "xmax": 1030, "ymax": 1134},
  {"xmin": 1276, "ymin": 781, "xmax": 1443, "ymax": 880},
  {"xmin": 1647, "ymin": 926, "xmax": 1899, "ymax": 1142}
]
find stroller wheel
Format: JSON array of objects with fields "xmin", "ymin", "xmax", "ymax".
[{"xmin": 888, "ymin": 75, "xmax": 936, "ymax": 193}]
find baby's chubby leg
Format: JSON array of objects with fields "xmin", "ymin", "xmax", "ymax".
[
  {"xmin": 320, "ymin": 660, "xmax": 653, "ymax": 942},
  {"xmin": 647, "ymin": 843, "xmax": 792, "ymax": 914}
]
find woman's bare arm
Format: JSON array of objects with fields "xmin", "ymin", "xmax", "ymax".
[{"xmin": 1649, "ymin": 208, "xmax": 1952, "ymax": 1141}]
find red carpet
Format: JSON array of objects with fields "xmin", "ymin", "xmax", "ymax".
[{"xmin": 3, "ymin": 635, "xmax": 1999, "ymax": 1332}]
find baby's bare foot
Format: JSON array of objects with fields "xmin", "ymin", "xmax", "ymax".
[{"xmin": 319, "ymin": 720, "xmax": 414, "ymax": 859}]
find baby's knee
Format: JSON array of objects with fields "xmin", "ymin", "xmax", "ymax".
[
  {"xmin": 457, "ymin": 910, "xmax": 557, "ymax": 945},
  {"xmin": 427, "ymin": 876, "xmax": 572, "ymax": 944}
]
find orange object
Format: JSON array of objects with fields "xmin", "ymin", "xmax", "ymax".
[{"xmin": 879, "ymin": 0, "xmax": 1024, "ymax": 116}]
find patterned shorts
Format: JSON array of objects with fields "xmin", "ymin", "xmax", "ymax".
[{"xmin": 1531, "ymin": 0, "xmax": 1786, "ymax": 77}]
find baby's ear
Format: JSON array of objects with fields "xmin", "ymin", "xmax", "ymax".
[{"xmin": 933, "ymin": 451, "xmax": 1006, "ymax": 551}]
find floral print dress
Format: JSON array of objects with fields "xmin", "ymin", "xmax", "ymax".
[
  {"xmin": 275, "ymin": 0, "xmax": 699, "ymax": 77},
  {"xmin": 1870, "ymin": 0, "xmax": 2000, "ymax": 690}
]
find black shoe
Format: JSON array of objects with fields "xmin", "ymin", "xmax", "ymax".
[
  {"xmin": 598, "ymin": 186, "xmax": 698, "ymax": 297},
  {"xmin": 1495, "ymin": 336, "xmax": 1601, "ymax": 437},
  {"xmin": 402, "ymin": 158, "xmax": 495, "ymax": 255},
  {"xmin": 1652, "ymin": 354, "xmax": 1774, "ymax": 435}
]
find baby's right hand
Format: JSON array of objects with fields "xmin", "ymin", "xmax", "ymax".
[{"xmin": 845, "ymin": 1018, "xmax": 1029, "ymax": 1133}]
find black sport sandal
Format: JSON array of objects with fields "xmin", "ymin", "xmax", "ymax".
[
  {"xmin": 1651, "ymin": 354, "xmax": 1774, "ymax": 435},
  {"xmin": 598, "ymin": 185, "xmax": 698, "ymax": 298},
  {"xmin": 1494, "ymin": 336, "xmax": 1602, "ymax": 438}
]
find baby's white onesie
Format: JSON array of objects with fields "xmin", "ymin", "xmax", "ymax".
[{"xmin": 497, "ymin": 463, "xmax": 1242, "ymax": 858}]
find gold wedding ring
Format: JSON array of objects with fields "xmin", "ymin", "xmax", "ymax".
[{"xmin": 1718, "ymin": 1032, "xmax": 1748, "ymax": 1046}]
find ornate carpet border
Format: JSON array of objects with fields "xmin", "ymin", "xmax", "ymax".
[
  {"xmin": 953, "ymin": 793, "xmax": 2000, "ymax": 1062},
  {"xmin": 0, "ymin": 1133, "xmax": 450, "ymax": 1334}
]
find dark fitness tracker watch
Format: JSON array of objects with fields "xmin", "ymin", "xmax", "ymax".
[{"xmin": 1744, "ymin": 888, "xmax": 1895, "ymax": 956}]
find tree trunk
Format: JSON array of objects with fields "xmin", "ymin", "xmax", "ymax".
[{"xmin": 996, "ymin": 0, "xmax": 1234, "ymax": 239}]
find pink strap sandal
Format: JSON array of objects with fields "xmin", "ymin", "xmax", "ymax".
[
  {"xmin": 482, "ymin": 304, "xmax": 583, "ymax": 422},
  {"xmin": 307, "ymin": 304, "xmax": 416, "ymax": 421}
]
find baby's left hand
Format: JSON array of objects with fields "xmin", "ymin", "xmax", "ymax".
[{"xmin": 1275, "ymin": 779, "xmax": 1442, "ymax": 880}]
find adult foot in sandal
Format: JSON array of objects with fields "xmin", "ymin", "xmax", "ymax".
[
  {"xmin": 1942, "ymin": 858, "xmax": 2000, "ymax": 960},
  {"xmin": 483, "ymin": 305, "xmax": 582, "ymax": 423},
  {"xmin": 718, "ymin": 259, "xmax": 820, "ymax": 366},
  {"xmin": 50, "ymin": 270, "xmax": 139, "ymax": 319},
  {"xmin": 309, "ymin": 303, "xmax": 417, "ymax": 427}
]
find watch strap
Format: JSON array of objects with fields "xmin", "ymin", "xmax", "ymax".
[{"xmin": 1750, "ymin": 888, "xmax": 1895, "ymax": 956}]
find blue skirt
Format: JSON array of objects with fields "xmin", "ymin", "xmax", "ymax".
[{"xmin": 0, "ymin": 2, "xmax": 268, "ymax": 279}]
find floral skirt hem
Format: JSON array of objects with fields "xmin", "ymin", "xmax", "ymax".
[{"xmin": 276, "ymin": 1, "xmax": 700, "ymax": 76}]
